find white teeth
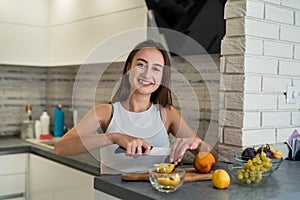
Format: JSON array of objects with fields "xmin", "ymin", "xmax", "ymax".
[{"xmin": 138, "ymin": 79, "xmax": 153, "ymax": 85}]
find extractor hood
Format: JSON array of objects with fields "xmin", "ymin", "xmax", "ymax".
[{"xmin": 145, "ymin": 0, "xmax": 226, "ymax": 54}]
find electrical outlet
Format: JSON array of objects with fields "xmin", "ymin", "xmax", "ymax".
[{"xmin": 286, "ymin": 85, "xmax": 298, "ymax": 104}]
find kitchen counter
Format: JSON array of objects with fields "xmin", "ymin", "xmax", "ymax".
[
  {"xmin": 94, "ymin": 160, "xmax": 300, "ymax": 200},
  {"xmin": 0, "ymin": 136, "xmax": 100, "ymax": 176},
  {"xmin": 2, "ymin": 137, "xmax": 300, "ymax": 199}
]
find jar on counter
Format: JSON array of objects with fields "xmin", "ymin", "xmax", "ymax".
[{"xmin": 21, "ymin": 104, "xmax": 35, "ymax": 139}]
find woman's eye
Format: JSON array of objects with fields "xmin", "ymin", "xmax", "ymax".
[
  {"xmin": 137, "ymin": 63, "xmax": 146, "ymax": 68},
  {"xmin": 153, "ymin": 67, "xmax": 162, "ymax": 72}
]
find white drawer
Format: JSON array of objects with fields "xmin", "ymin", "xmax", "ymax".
[
  {"xmin": 0, "ymin": 174, "xmax": 26, "ymax": 196},
  {"xmin": 0, "ymin": 154, "xmax": 28, "ymax": 175}
]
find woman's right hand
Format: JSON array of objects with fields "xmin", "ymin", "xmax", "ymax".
[{"xmin": 107, "ymin": 132, "xmax": 152, "ymax": 157}]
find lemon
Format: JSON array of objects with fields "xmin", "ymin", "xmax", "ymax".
[
  {"xmin": 211, "ymin": 169, "xmax": 230, "ymax": 189},
  {"xmin": 157, "ymin": 175, "xmax": 181, "ymax": 186},
  {"xmin": 153, "ymin": 163, "xmax": 175, "ymax": 174}
]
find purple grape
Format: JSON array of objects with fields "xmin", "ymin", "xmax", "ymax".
[
  {"xmin": 241, "ymin": 147, "xmax": 256, "ymax": 160},
  {"xmin": 257, "ymin": 145, "xmax": 273, "ymax": 159}
]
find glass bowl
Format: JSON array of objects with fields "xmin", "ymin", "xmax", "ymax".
[
  {"xmin": 234, "ymin": 153, "xmax": 283, "ymax": 172},
  {"xmin": 228, "ymin": 163, "xmax": 273, "ymax": 187},
  {"xmin": 149, "ymin": 168, "xmax": 185, "ymax": 193}
]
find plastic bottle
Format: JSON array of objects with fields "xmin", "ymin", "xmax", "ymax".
[
  {"xmin": 35, "ymin": 120, "xmax": 42, "ymax": 139},
  {"xmin": 21, "ymin": 104, "xmax": 35, "ymax": 139},
  {"xmin": 54, "ymin": 104, "xmax": 65, "ymax": 137},
  {"xmin": 40, "ymin": 111, "xmax": 50, "ymax": 135}
]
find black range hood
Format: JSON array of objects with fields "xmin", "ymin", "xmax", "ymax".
[{"xmin": 145, "ymin": 0, "xmax": 226, "ymax": 54}]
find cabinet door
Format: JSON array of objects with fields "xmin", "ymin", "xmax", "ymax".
[
  {"xmin": 0, "ymin": 153, "xmax": 28, "ymax": 198},
  {"xmin": 29, "ymin": 154, "xmax": 94, "ymax": 200}
]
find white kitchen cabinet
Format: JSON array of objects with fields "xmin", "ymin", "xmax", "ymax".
[
  {"xmin": 95, "ymin": 190, "xmax": 121, "ymax": 200},
  {"xmin": 29, "ymin": 154, "xmax": 94, "ymax": 200},
  {"xmin": 0, "ymin": 153, "xmax": 28, "ymax": 199}
]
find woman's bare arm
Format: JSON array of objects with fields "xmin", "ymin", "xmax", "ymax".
[
  {"xmin": 54, "ymin": 104, "xmax": 151, "ymax": 156},
  {"xmin": 163, "ymin": 106, "xmax": 218, "ymax": 164},
  {"xmin": 54, "ymin": 104, "xmax": 113, "ymax": 156}
]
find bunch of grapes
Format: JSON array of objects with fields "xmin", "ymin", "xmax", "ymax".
[{"xmin": 237, "ymin": 151, "xmax": 272, "ymax": 185}]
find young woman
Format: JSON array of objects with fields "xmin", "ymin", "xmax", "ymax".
[{"xmin": 54, "ymin": 40, "xmax": 217, "ymax": 174}]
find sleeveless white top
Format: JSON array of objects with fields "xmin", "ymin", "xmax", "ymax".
[{"xmin": 100, "ymin": 102, "xmax": 170, "ymax": 174}]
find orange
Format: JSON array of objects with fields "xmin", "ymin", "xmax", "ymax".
[
  {"xmin": 153, "ymin": 163, "xmax": 175, "ymax": 174},
  {"xmin": 157, "ymin": 175, "xmax": 181, "ymax": 186},
  {"xmin": 211, "ymin": 169, "xmax": 230, "ymax": 189},
  {"xmin": 193, "ymin": 152, "xmax": 215, "ymax": 174}
]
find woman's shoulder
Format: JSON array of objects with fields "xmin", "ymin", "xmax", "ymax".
[
  {"xmin": 95, "ymin": 103, "xmax": 112, "ymax": 111},
  {"xmin": 160, "ymin": 105, "xmax": 178, "ymax": 113},
  {"xmin": 95, "ymin": 103, "xmax": 113, "ymax": 119},
  {"xmin": 159, "ymin": 105, "xmax": 181, "ymax": 119}
]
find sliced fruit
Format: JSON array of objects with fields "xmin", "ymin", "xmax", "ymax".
[
  {"xmin": 193, "ymin": 152, "xmax": 215, "ymax": 174},
  {"xmin": 157, "ymin": 174, "xmax": 181, "ymax": 186},
  {"xmin": 153, "ymin": 163, "xmax": 175, "ymax": 174}
]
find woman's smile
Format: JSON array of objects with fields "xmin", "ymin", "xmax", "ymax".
[{"xmin": 137, "ymin": 78, "xmax": 155, "ymax": 86}]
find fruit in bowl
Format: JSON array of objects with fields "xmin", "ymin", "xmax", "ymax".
[
  {"xmin": 228, "ymin": 163, "xmax": 273, "ymax": 187},
  {"xmin": 231, "ymin": 148, "xmax": 281, "ymax": 186},
  {"xmin": 240, "ymin": 144, "xmax": 283, "ymax": 160},
  {"xmin": 149, "ymin": 168, "xmax": 185, "ymax": 193},
  {"xmin": 235, "ymin": 144, "xmax": 283, "ymax": 173}
]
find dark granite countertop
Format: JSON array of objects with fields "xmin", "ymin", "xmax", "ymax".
[
  {"xmin": 94, "ymin": 160, "xmax": 300, "ymax": 200},
  {"xmin": 0, "ymin": 136, "xmax": 100, "ymax": 176},
  {"xmin": 2, "ymin": 137, "xmax": 300, "ymax": 199}
]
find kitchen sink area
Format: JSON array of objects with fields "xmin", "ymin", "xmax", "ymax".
[{"xmin": 25, "ymin": 138, "xmax": 61, "ymax": 149}]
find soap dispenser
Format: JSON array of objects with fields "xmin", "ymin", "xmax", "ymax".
[
  {"xmin": 40, "ymin": 110, "xmax": 50, "ymax": 135},
  {"xmin": 54, "ymin": 104, "xmax": 64, "ymax": 137}
]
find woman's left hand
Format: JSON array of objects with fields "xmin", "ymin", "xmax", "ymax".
[{"xmin": 169, "ymin": 136, "xmax": 203, "ymax": 165}]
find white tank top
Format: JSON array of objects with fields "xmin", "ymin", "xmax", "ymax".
[{"xmin": 100, "ymin": 102, "xmax": 170, "ymax": 174}]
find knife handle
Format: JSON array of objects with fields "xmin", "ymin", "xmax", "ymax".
[{"xmin": 116, "ymin": 146, "xmax": 153, "ymax": 154}]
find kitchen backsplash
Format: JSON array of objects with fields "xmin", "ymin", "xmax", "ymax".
[{"xmin": 0, "ymin": 55, "xmax": 220, "ymax": 138}]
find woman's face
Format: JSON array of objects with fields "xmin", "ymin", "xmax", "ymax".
[{"xmin": 128, "ymin": 48, "xmax": 164, "ymax": 96}]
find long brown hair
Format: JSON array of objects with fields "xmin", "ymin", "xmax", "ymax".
[{"xmin": 111, "ymin": 40, "xmax": 172, "ymax": 107}]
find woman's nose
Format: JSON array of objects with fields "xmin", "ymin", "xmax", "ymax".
[{"xmin": 142, "ymin": 66, "xmax": 152, "ymax": 77}]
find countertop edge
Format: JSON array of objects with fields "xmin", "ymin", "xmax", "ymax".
[
  {"xmin": 0, "ymin": 137, "xmax": 100, "ymax": 176},
  {"xmin": 94, "ymin": 177, "xmax": 156, "ymax": 200}
]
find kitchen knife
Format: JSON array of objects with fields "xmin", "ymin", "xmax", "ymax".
[{"xmin": 114, "ymin": 146, "xmax": 171, "ymax": 156}]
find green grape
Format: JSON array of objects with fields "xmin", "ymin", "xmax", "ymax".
[
  {"xmin": 257, "ymin": 159, "xmax": 262, "ymax": 164},
  {"xmin": 238, "ymin": 174, "xmax": 243, "ymax": 180},
  {"xmin": 236, "ymin": 150, "xmax": 273, "ymax": 185},
  {"xmin": 252, "ymin": 157, "xmax": 257, "ymax": 163},
  {"xmin": 246, "ymin": 178, "xmax": 251, "ymax": 184}
]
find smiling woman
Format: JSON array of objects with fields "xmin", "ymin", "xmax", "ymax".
[{"xmin": 54, "ymin": 40, "xmax": 217, "ymax": 174}]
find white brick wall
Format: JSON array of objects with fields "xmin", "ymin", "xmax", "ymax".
[
  {"xmin": 244, "ymin": 75, "xmax": 261, "ymax": 92},
  {"xmin": 262, "ymin": 76, "xmax": 291, "ymax": 92},
  {"xmin": 264, "ymin": 40, "xmax": 293, "ymax": 58},
  {"xmin": 294, "ymin": 45, "xmax": 300, "ymax": 59},
  {"xmin": 247, "ymin": 1, "xmax": 264, "ymax": 18},
  {"xmin": 265, "ymin": 4, "xmax": 294, "ymax": 24},
  {"xmin": 242, "ymin": 129, "xmax": 276, "ymax": 146},
  {"xmin": 244, "ymin": 94, "xmax": 277, "ymax": 110},
  {"xmin": 220, "ymin": 0, "xmax": 300, "ymax": 162},
  {"xmin": 244, "ymin": 56, "xmax": 277, "ymax": 74},
  {"xmin": 281, "ymin": 26, "xmax": 300, "ymax": 43},
  {"xmin": 245, "ymin": 19, "xmax": 279, "ymax": 39},
  {"xmin": 262, "ymin": 111, "xmax": 290, "ymax": 127},
  {"xmin": 279, "ymin": 60, "xmax": 300, "ymax": 76},
  {"xmin": 244, "ymin": 112, "xmax": 261, "ymax": 128}
]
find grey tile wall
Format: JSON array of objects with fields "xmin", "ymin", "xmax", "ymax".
[
  {"xmin": 0, "ymin": 55, "xmax": 220, "ymax": 137},
  {"xmin": 0, "ymin": 65, "xmax": 47, "ymax": 136}
]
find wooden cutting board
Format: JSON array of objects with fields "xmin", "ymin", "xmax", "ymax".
[{"xmin": 121, "ymin": 168, "xmax": 212, "ymax": 182}]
